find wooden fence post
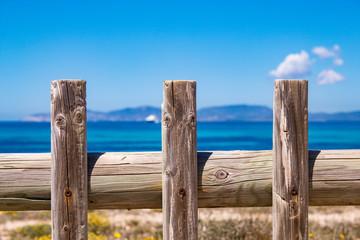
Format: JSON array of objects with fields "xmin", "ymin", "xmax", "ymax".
[
  {"xmin": 51, "ymin": 80, "xmax": 87, "ymax": 240},
  {"xmin": 162, "ymin": 80, "xmax": 198, "ymax": 240},
  {"xmin": 273, "ymin": 79, "xmax": 308, "ymax": 239}
]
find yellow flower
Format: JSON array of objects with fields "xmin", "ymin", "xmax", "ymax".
[
  {"xmin": 114, "ymin": 232, "xmax": 121, "ymax": 238},
  {"xmin": 340, "ymin": 234, "xmax": 345, "ymax": 239},
  {"xmin": 309, "ymin": 233, "xmax": 313, "ymax": 237}
]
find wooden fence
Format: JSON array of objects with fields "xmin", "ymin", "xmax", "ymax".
[{"xmin": 0, "ymin": 79, "xmax": 359, "ymax": 239}]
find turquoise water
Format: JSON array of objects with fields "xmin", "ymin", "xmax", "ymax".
[{"xmin": 0, "ymin": 121, "xmax": 359, "ymax": 153}]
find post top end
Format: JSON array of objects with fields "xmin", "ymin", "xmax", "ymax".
[{"xmin": 52, "ymin": 79, "xmax": 86, "ymax": 83}]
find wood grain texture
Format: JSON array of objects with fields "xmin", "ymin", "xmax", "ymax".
[
  {"xmin": 273, "ymin": 79, "xmax": 308, "ymax": 240},
  {"xmin": 51, "ymin": 80, "xmax": 87, "ymax": 240},
  {"xmin": 162, "ymin": 80, "xmax": 198, "ymax": 240},
  {"xmin": 0, "ymin": 150, "xmax": 359, "ymax": 211}
]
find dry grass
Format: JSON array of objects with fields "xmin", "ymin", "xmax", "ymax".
[{"xmin": 1, "ymin": 206, "xmax": 360, "ymax": 239}]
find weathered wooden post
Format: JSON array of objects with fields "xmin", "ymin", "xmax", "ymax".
[
  {"xmin": 162, "ymin": 80, "xmax": 198, "ymax": 240},
  {"xmin": 273, "ymin": 79, "xmax": 308, "ymax": 239},
  {"xmin": 51, "ymin": 80, "xmax": 87, "ymax": 240}
]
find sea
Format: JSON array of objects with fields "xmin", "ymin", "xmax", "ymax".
[{"xmin": 0, "ymin": 121, "xmax": 360, "ymax": 153}]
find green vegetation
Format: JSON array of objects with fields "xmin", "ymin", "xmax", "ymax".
[{"xmin": 9, "ymin": 224, "xmax": 51, "ymax": 240}]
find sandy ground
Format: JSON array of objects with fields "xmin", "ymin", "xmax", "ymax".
[
  {"xmin": 106, "ymin": 206, "xmax": 360, "ymax": 227},
  {"xmin": 1, "ymin": 206, "xmax": 359, "ymax": 239}
]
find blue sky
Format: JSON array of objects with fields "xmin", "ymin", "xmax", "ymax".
[{"xmin": 1, "ymin": 0, "xmax": 359, "ymax": 120}]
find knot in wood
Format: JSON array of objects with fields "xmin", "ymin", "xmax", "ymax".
[
  {"xmin": 215, "ymin": 170, "xmax": 228, "ymax": 179},
  {"xmin": 73, "ymin": 109, "xmax": 84, "ymax": 124},
  {"xmin": 187, "ymin": 113, "xmax": 196, "ymax": 128},
  {"xmin": 163, "ymin": 113, "xmax": 172, "ymax": 128},
  {"xmin": 63, "ymin": 226, "xmax": 69, "ymax": 232},
  {"xmin": 290, "ymin": 187, "xmax": 298, "ymax": 196},
  {"xmin": 64, "ymin": 188, "xmax": 72, "ymax": 198},
  {"xmin": 55, "ymin": 115, "xmax": 66, "ymax": 128},
  {"xmin": 178, "ymin": 187, "xmax": 186, "ymax": 199}
]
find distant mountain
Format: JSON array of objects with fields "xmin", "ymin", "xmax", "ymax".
[
  {"xmin": 198, "ymin": 105, "xmax": 273, "ymax": 121},
  {"xmin": 309, "ymin": 111, "xmax": 360, "ymax": 122},
  {"xmin": 22, "ymin": 105, "xmax": 360, "ymax": 122},
  {"xmin": 107, "ymin": 106, "xmax": 161, "ymax": 121},
  {"xmin": 22, "ymin": 113, "xmax": 50, "ymax": 122},
  {"xmin": 22, "ymin": 107, "xmax": 161, "ymax": 122}
]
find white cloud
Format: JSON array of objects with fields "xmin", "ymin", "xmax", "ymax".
[
  {"xmin": 333, "ymin": 58, "xmax": 344, "ymax": 66},
  {"xmin": 317, "ymin": 69, "xmax": 345, "ymax": 85},
  {"xmin": 312, "ymin": 44, "xmax": 343, "ymax": 65},
  {"xmin": 312, "ymin": 46, "xmax": 336, "ymax": 59},
  {"xmin": 269, "ymin": 50, "xmax": 312, "ymax": 78}
]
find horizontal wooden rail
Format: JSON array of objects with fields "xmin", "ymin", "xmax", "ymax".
[{"xmin": 0, "ymin": 150, "xmax": 359, "ymax": 211}]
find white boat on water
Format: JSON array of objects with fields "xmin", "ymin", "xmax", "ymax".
[{"xmin": 145, "ymin": 114, "xmax": 160, "ymax": 123}]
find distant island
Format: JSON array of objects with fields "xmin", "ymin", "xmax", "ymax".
[{"xmin": 22, "ymin": 105, "xmax": 360, "ymax": 122}]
